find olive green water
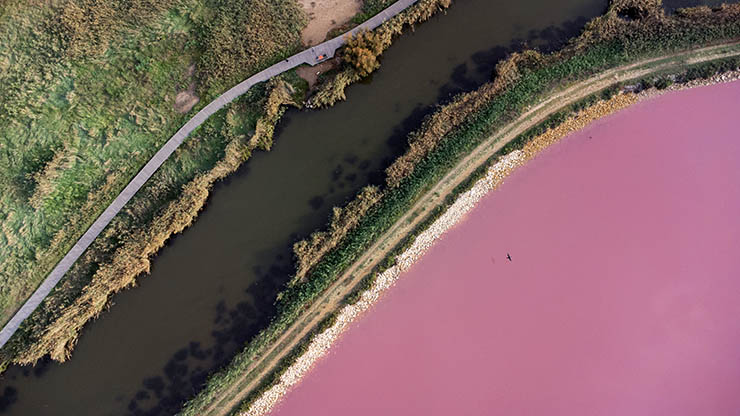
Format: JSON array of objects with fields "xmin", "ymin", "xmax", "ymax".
[{"xmin": 0, "ymin": 1, "xmax": 613, "ymax": 414}]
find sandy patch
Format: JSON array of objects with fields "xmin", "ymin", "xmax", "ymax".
[
  {"xmin": 296, "ymin": 60, "xmax": 338, "ymax": 88},
  {"xmin": 174, "ymin": 90, "xmax": 199, "ymax": 114},
  {"xmin": 297, "ymin": 0, "xmax": 361, "ymax": 46},
  {"xmin": 174, "ymin": 64, "xmax": 200, "ymax": 114}
]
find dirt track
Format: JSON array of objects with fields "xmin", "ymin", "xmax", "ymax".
[{"xmin": 199, "ymin": 41, "xmax": 740, "ymax": 416}]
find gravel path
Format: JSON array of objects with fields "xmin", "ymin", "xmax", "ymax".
[{"xmin": 0, "ymin": 0, "xmax": 420, "ymax": 349}]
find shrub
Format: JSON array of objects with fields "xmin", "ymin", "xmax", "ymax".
[{"xmin": 655, "ymin": 77, "xmax": 672, "ymax": 89}]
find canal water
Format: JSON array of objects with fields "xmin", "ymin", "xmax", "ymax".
[{"xmin": 0, "ymin": 0, "xmax": 639, "ymax": 414}]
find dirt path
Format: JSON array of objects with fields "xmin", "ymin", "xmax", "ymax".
[{"xmin": 199, "ymin": 41, "xmax": 740, "ymax": 416}]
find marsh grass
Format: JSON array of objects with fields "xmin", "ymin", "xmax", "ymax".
[{"xmin": 0, "ymin": 0, "xmax": 306, "ymax": 362}]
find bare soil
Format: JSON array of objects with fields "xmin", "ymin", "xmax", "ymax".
[
  {"xmin": 297, "ymin": 0, "xmax": 361, "ymax": 46},
  {"xmin": 174, "ymin": 64, "xmax": 199, "ymax": 114},
  {"xmin": 296, "ymin": 60, "xmax": 338, "ymax": 88}
]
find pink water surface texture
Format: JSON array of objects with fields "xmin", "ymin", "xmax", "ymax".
[{"xmin": 272, "ymin": 81, "xmax": 740, "ymax": 415}]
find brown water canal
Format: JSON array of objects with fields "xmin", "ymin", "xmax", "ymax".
[{"xmin": 0, "ymin": 0, "xmax": 675, "ymax": 414}]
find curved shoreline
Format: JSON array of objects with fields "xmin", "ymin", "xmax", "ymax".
[
  {"xmin": 243, "ymin": 73, "xmax": 740, "ymax": 416},
  {"xmin": 0, "ymin": 0, "xmax": 421, "ymax": 349}
]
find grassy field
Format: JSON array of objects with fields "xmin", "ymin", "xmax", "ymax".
[
  {"xmin": 179, "ymin": 0, "xmax": 740, "ymax": 414},
  {"xmin": 0, "ymin": 0, "xmax": 308, "ymax": 363}
]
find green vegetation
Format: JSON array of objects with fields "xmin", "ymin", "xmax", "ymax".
[
  {"xmin": 236, "ymin": 51, "xmax": 740, "ymax": 411},
  {"xmin": 292, "ymin": 186, "xmax": 382, "ymax": 284},
  {"xmin": 343, "ymin": 90, "xmax": 604, "ymax": 307},
  {"xmin": 682, "ymin": 56, "xmax": 740, "ymax": 79},
  {"xmin": 182, "ymin": 0, "xmax": 740, "ymax": 414},
  {"xmin": 180, "ymin": 1, "xmax": 455, "ymax": 413},
  {"xmin": 237, "ymin": 311, "xmax": 339, "ymax": 411},
  {"xmin": 0, "ymin": 0, "xmax": 307, "ymax": 364},
  {"xmin": 352, "ymin": 0, "xmax": 397, "ymax": 24},
  {"xmin": 196, "ymin": 0, "xmax": 307, "ymax": 94}
]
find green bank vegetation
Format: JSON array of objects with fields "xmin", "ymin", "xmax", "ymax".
[
  {"xmin": 291, "ymin": 0, "xmax": 740, "ymax": 316},
  {"xmin": 183, "ymin": 0, "xmax": 740, "ymax": 414},
  {"xmin": 352, "ymin": 0, "xmax": 398, "ymax": 24},
  {"xmin": 240, "ymin": 52, "xmax": 740, "ymax": 415}
]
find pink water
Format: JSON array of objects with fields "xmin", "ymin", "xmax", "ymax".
[{"xmin": 271, "ymin": 81, "xmax": 740, "ymax": 415}]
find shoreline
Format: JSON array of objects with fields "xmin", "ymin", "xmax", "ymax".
[{"xmin": 241, "ymin": 72, "xmax": 740, "ymax": 416}]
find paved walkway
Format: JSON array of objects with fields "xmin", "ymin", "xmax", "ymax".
[{"xmin": 0, "ymin": 0, "xmax": 419, "ymax": 349}]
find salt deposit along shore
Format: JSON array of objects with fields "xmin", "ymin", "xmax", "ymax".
[{"xmin": 245, "ymin": 76, "xmax": 740, "ymax": 415}]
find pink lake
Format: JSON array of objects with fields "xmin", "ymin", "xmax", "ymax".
[{"xmin": 271, "ymin": 81, "xmax": 740, "ymax": 415}]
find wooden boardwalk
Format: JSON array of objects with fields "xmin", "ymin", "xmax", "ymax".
[{"xmin": 0, "ymin": 0, "xmax": 418, "ymax": 349}]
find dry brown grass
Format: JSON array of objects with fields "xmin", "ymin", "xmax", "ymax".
[
  {"xmin": 306, "ymin": 67, "xmax": 363, "ymax": 108},
  {"xmin": 292, "ymin": 186, "xmax": 381, "ymax": 283},
  {"xmin": 522, "ymin": 93, "xmax": 638, "ymax": 159},
  {"xmin": 58, "ymin": 0, "xmax": 175, "ymax": 58},
  {"xmin": 251, "ymin": 79, "xmax": 299, "ymax": 151},
  {"xmin": 0, "ymin": 0, "xmax": 310, "ymax": 364}
]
